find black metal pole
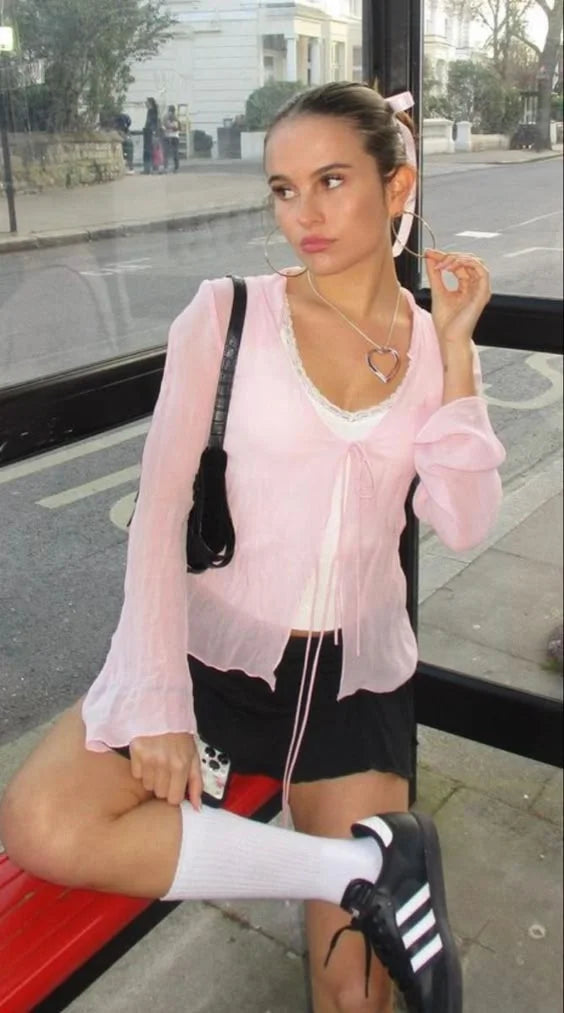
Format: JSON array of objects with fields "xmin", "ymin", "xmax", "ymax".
[
  {"xmin": 0, "ymin": 53, "xmax": 17, "ymax": 233},
  {"xmin": 364, "ymin": 0, "xmax": 424, "ymax": 805}
]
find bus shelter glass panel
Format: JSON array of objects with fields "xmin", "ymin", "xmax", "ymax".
[
  {"xmin": 418, "ymin": 343, "xmax": 563, "ymax": 700},
  {"xmin": 0, "ymin": 424, "xmax": 144, "ymax": 752},
  {"xmin": 0, "ymin": 1, "xmax": 362, "ymax": 388},
  {"xmin": 421, "ymin": 2, "xmax": 563, "ymax": 299}
]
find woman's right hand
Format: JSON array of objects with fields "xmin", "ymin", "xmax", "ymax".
[{"xmin": 129, "ymin": 732, "xmax": 202, "ymax": 808}]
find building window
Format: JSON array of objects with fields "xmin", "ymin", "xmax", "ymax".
[
  {"xmin": 331, "ymin": 41, "xmax": 345, "ymax": 81},
  {"xmin": 263, "ymin": 55, "xmax": 275, "ymax": 83},
  {"xmin": 352, "ymin": 45, "xmax": 363, "ymax": 82},
  {"xmin": 262, "ymin": 34, "xmax": 285, "ymax": 52}
]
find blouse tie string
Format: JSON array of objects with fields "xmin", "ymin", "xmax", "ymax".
[
  {"xmin": 280, "ymin": 443, "xmax": 376, "ymax": 824},
  {"xmin": 347, "ymin": 443, "xmax": 376, "ymax": 657}
]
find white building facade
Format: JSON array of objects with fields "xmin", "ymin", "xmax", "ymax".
[
  {"xmin": 125, "ymin": 0, "xmax": 362, "ymax": 150},
  {"xmin": 424, "ymin": 0, "xmax": 474, "ymax": 90},
  {"xmin": 124, "ymin": 0, "xmax": 475, "ymax": 154}
]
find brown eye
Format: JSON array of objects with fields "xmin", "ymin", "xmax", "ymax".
[
  {"xmin": 321, "ymin": 175, "xmax": 344, "ymax": 190},
  {"xmin": 271, "ymin": 186, "xmax": 294, "ymax": 201}
]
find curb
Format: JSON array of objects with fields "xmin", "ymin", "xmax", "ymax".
[
  {"xmin": 477, "ymin": 151, "xmax": 563, "ymax": 166},
  {"xmin": 0, "ymin": 200, "xmax": 268, "ymax": 256},
  {"xmin": 426, "ymin": 149, "xmax": 563, "ymax": 165}
]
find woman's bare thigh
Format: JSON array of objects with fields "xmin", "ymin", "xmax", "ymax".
[
  {"xmin": 0, "ymin": 698, "xmax": 151, "ymax": 870},
  {"xmin": 0, "ymin": 700, "xmax": 186, "ymax": 896}
]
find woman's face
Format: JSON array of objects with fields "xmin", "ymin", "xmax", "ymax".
[{"xmin": 264, "ymin": 114, "xmax": 415, "ymax": 275}]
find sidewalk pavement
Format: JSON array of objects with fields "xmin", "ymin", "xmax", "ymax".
[
  {"xmin": 0, "ymin": 477, "xmax": 561, "ymax": 1012},
  {"xmin": 1, "ymin": 146, "xmax": 562, "ymax": 255}
]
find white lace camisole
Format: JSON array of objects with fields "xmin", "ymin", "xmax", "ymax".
[{"xmin": 281, "ymin": 299, "xmax": 409, "ymax": 631}]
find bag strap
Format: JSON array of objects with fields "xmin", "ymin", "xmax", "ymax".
[{"xmin": 207, "ymin": 275, "xmax": 247, "ymax": 450}]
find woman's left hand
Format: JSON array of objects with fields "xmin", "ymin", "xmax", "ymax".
[{"xmin": 425, "ymin": 249, "xmax": 491, "ymax": 349}]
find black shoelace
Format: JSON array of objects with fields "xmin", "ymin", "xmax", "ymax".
[
  {"xmin": 324, "ymin": 919, "xmax": 373, "ymax": 998},
  {"xmin": 325, "ymin": 903, "xmax": 415, "ymax": 1001}
]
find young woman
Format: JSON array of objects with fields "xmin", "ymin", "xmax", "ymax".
[
  {"xmin": 143, "ymin": 96, "xmax": 161, "ymax": 174},
  {"xmin": 0, "ymin": 83, "xmax": 506, "ymax": 1013}
]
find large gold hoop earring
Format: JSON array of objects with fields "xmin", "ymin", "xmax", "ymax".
[
  {"xmin": 263, "ymin": 226, "xmax": 307, "ymax": 277},
  {"xmin": 391, "ymin": 210, "xmax": 437, "ymax": 260}
]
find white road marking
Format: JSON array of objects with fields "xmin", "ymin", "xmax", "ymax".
[
  {"xmin": 506, "ymin": 210, "xmax": 563, "ymax": 231},
  {"xmin": 37, "ymin": 465, "xmax": 140, "ymax": 509},
  {"xmin": 0, "ymin": 423, "xmax": 149, "ymax": 486},
  {"xmin": 110, "ymin": 491, "xmax": 138, "ymax": 531},
  {"xmin": 457, "ymin": 231, "xmax": 500, "ymax": 239},
  {"xmin": 482, "ymin": 353, "xmax": 562, "ymax": 410},
  {"xmin": 504, "ymin": 246, "xmax": 563, "ymax": 258},
  {"xmin": 80, "ymin": 258, "xmax": 153, "ymax": 278}
]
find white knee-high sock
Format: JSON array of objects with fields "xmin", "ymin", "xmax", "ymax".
[{"xmin": 161, "ymin": 802, "xmax": 382, "ymax": 906}]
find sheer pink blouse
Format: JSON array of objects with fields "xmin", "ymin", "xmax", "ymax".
[{"xmin": 82, "ymin": 272, "xmax": 506, "ymax": 766}]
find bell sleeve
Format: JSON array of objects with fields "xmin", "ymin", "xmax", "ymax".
[
  {"xmin": 412, "ymin": 346, "xmax": 506, "ymax": 552},
  {"xmin": 82, "ymin": 280, "xmax": 225, "ymax": 750}
]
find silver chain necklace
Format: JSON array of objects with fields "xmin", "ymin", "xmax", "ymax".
[{"xmin": 307, "ymin": 271, "xmax": 403, "ymax": 384}]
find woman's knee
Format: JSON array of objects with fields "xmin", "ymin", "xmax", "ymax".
[{"xmin": 0, "ymin": 776, "xmax": 84, "ymax": 885}]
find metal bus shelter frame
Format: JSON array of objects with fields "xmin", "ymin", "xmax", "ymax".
[
  {"xmin": 0, "ymin": 0, "xmax": 562, "ymax": 774},
  {"xmin": 0, "ymin": 2, "xmax": 561, "ymax": 1004}
]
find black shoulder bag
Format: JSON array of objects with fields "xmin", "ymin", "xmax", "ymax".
[{"xmin": 185, "ymin": 275, "xmax": 247, "ymax": 574}]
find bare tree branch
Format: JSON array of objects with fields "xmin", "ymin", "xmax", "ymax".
[{"xmin": 512, "ymin": 29, "xmax": 542, "ymax": 53}]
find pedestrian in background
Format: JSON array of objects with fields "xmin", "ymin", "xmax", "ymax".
[
  {"xmin": 143, "ymin": 97, "xmax": 162, "ymax": 175},
  {"xmin": 163, "ymin": 105, "xmax": 181, "ymax": 172},
  {"xmin": 115, "ymin": 112, "xmax": 134, "ymax": 174}
]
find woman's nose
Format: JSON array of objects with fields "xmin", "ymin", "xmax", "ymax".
[{"xmin": 296, "ymin": 192, "xmax": 323, "ymax": 228}]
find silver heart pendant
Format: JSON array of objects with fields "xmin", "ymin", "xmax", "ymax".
[{"xmin": 367, "ymin": 347, "xmax": 401, "ymax": 384}]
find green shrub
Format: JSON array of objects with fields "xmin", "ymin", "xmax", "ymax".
[
  {"xmin": 551, "ymin": 92, "xmax": 563, "ymax": 121},
  {"xmin": 244, "ymin": 81, "xmax": 305, "ymax": 131}
]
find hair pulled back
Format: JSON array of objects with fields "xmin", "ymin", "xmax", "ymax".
[{"xmin": 264, "ymin": 81, "xmax": 415, "ymax": 185}]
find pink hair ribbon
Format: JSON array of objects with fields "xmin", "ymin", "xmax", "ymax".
[{"xmin": 385, "ymin": 91, "xmax": 418, "ymax": 258}]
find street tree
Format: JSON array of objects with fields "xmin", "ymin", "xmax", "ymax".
[
  {"xmin": 9, "ymin": 0, "xmax": 176, "ymax": 131},
  {"xmin": 446, "ymin": 0, "xmax": 563, "ymax": 147},
  {"xmin": 446, "ymin": 0, "xmax": 534, "ymax": 81},
  {"xmin": 526, "ymin": 0, "xmax": 564, "ymax": 146}
]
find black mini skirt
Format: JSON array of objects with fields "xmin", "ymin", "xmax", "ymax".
[{"xmin": 190, "ymin": 633, "xmax": 415, "ymax": 784}]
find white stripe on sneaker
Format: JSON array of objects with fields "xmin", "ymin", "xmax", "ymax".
[
  {"xmin": 356, "ymin": 816, "xmax": 394, "ymax": 848},
  {"xmin": 396, "ymin": 883, "xmax": 431, "ymax": 927},
  {"xmin": 402, "ymin": 909, "xmax": 437, "ymax": 950},
  {"xmin": 410, "ymin": 932, "xmax": 443, "ymax": 973}
]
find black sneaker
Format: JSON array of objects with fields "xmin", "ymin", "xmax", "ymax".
[{"xmin": 325, "ymin": 812, "xmax": 462, "ymax": 1013}]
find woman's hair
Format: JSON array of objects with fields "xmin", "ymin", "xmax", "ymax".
[
  {"xmin": 264, "ymin": 81, "xmax": 415, "ymax": 185},
  {"xmin": 147, "ymin": 97, "xmax": 158, "ymax": 112}
]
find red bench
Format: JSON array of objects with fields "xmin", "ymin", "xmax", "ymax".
[{"xmin": 0, "ymin": 772, "xmax": 282, "ymax": 1012}]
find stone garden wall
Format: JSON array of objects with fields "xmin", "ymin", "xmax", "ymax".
[{"xmin": 0, "ymin": 133, "xmax": 125, "ymax": 192}]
